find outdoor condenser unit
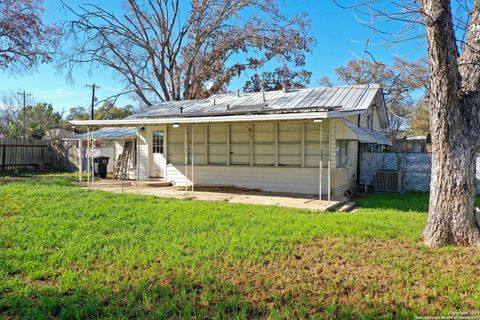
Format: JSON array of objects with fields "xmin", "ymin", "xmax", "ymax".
[{"xmin": 374, "ymin": 170, "xmax": 402, "ymax": 192}]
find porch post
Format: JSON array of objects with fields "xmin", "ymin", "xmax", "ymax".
[
  {"xmin": 86, "ymin": 127, "xmax": 90, "ymax": 185},
  {"xmin": 328, "ymin": 119, "xmax": 332, "ymax": 203},
  {"xmin": 78, "ymin": 139, "xmax": 83, "ymax": 183},
  {"xmin": 136, "ymin": 128, "xmax": 140, "ymax": 181},
  {"xmin": 91, "ymin": 129, "xmax": 94, "ymax": 187},
  {"xmin": 191, "ymin": 124, "xmax": 194, "ymax": 193},
  {"xmin": 319, "ymin": 120, "xmax": 322, "ymax": 202},
  {"xmin": 184, "ymin": 124, "xmax": 188, "ymax": 193}
]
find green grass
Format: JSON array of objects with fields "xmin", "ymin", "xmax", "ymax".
[{"xmin": 0, "ymin": 173, "xmax": 478, "ymax": 319}]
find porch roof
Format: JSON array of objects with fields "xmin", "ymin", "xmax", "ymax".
[
  {"xmin": 76, "ymin": 127, "xmax": 137, "ymax": 140},
  {"xmin": 342, "ymin": 120, "xmax": 392, "ymax": 146}
]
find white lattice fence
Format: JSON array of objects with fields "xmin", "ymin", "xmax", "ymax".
[{"xmin": 360, "ymin": 152, "xmax": 480, "ymax": 193}]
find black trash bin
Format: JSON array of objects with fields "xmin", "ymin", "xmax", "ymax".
[{"xmin": 93, "ymin": 156, "xmax": 110, "ymax": 178}]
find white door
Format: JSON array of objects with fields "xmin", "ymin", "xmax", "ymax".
[{"xmin": 151, "ymin": 129, "xmax": 166, "ymax": 178}]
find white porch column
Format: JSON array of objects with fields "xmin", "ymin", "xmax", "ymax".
[
  {"xmin": 78, "ymin": 139, "xmax": 83, "ymax": 183},
  {"xmin": 319, "ymin": 120, "xmax": 322, "ymax": 201}
]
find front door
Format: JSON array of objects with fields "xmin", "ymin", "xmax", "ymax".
[{"xmin": 151, "ymin": 129, "xmax": 166, "ymax": 178}]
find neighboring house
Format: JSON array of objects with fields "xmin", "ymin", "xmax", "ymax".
[
  {"xmin": 393, "ymin": 134, "xmax": 428, "ymax": 153},
  {"xmin": 70, "ymin": 84, "xmax": 391, "ymax": 197},
  {"xmin": 43, "ymin": 128, "xmax": 79, "ymax": 141}
]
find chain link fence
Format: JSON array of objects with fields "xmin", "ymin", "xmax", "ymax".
[{"xmin": 359, "ymin": 152, "xmax": 480, "ymax": 193}]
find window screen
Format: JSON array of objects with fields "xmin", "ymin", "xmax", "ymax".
[
  {"xmin": 278, "ymin": 122, "xmax": 302, "ymax": 166},
  {"xmin": 305, "ymin": 121, "xmax": 329, "ymax": 167},
  {"xmin": 207, "ymin": 124, "xmax": 228, "ymax": 165},
  {"xmin": 336, "ymin": 140, "xmax": 349, "ymax": 168},
  {"xmin": 253, "ymin": 123, "xmax": 275, "ymax": 166},
  {"xmin": 167, "ymin": 126, "xmax": 184, "ymax": 164},
  {"xmin": 230, "ymin": 123, "xmax": 251, "ymax": 165}
]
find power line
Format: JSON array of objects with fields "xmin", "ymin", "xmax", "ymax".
[
  {"xmin": 85, "ymin": 84, "xmax": 100, "ymax": 120},
  {"xmin": 16, "ymin": 90, "xmax": 31, "ymax": 139}
]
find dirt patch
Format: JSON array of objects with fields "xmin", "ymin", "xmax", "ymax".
[
  {"xmin": 216, "ymin": 238, "xmax": 480, "ymax": 316},
  {"xmin": 1, "ymin": 212, "xmax": 14, "ymax": 219}
]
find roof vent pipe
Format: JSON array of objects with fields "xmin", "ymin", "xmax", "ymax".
[
  {"xmin": 179, "ymin": 107, "xmax": 183, "ymax": 114},
  {"xmin": 282, "ymin": 83, "xmax": 288, "ymax": 93},
  {"xmin": 236, "ymin": 89, "xmax": 240, "ymax": 97},
  {"xmin": 213, "ymin": 98, "xmax": 216, "ymax": 106},
  {"xmin": 261, "ymin": 87, "xmax": 266, "ymax": 102},
  {"xmin": 227, "ymin": 104, "xmax": 230, "ymax": 110}
]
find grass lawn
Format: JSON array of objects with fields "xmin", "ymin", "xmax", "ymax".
[{"xmin": 1, "ymin": 174, "xmax": 479, "ymax": 319}]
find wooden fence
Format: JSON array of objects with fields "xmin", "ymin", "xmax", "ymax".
[{"xmin": 0, "ymin": 138, "xmax": 53, "ymax": 172}]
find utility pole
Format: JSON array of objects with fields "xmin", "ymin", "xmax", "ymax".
[
  {"xmin": 16, "ymin": 91, "xmax": 31, "ymax": 139},
  {"xmin": 85, "ymin": 84, "xmax": 100, "ymax": 119}
]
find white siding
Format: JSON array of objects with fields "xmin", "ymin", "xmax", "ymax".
[{"xmin": 166, "ymin": 165, "xmax": 330, "ymax": 195}]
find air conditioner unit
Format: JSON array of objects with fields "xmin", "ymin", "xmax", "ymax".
[{"xmin": 374, "ymin": 170, "xmax": 402, "ymax": 192}]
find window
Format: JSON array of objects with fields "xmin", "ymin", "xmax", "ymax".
[
  {"xmin": 208, "ymin": 124, "xmax": 228, "ymax": 165},
  {"xmin": 187, "ymin": 125, "xmax": 207, "ymax": 165},
  {"xmin": 278, "ymin": 122, "xmax": 302, "ymax": 166},
  {"xmin": 367, "ymin": 112, "xmax": 374, "ymax": 130},
  {"xmin": 230, "ymin": 123, "xmax": 251, "ymax": 165},
  {"xmin": 304, "ymin": 121, "xmax": 329, "ymax": 167},
  {"xmin": 336, "ymin": 140, "xmax": 349, "ymax": 168},
  {"xmin": 152, "ymin": 130, "xmax": 164, "ymax": 153},
  {"xmin": 167, "ymin": 126, "xmax": 184, "ymax": 164},
  {"xmin": 253, "ymin": 123, "xmax": 275, "ymax": 166}
]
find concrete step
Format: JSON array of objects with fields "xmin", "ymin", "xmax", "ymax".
[
  {"xmin": 131, "ymin": 181, "xmax": 172, "ymax": 187},
  {"xmin": 336, "ymin": 201, "xmax": 356, "ymax": 212}
]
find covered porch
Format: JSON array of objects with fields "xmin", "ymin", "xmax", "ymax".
[{"xmin": 75, "ymin": 115, "xmax": 345, "ymax": 202}]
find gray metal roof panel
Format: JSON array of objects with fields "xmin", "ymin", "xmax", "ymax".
[
  {"xmin": 128, "ymin": 84, "xmax": 383, "ymax": 119},
  {"xmin": 77, "ymin": 127, "xmax": 138, "ymax": 140},
  {"xmin": 342, "ymin": 120, "xmax": 391, "ymax": 145}
]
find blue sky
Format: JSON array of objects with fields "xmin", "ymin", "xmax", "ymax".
[{"xmin": 0, "ymin": 0, "xmax": 426, "ymax": 114}]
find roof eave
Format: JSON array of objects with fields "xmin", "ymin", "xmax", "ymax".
[{"xmin": 69, "ymin": 110, "xmax": 366, "ymax": 127}]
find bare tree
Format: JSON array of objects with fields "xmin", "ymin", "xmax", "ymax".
[
  {"xmin": 0, "ymin": 90, "xmax": 33, "ymax": 135},
  {"xmin": 336, "ymin": 0, "xmax": 480, "ymax": 246},
  {"xmin": 0, "ymin": 0, "xmax": 61, "ymax": 73},
  {"xmin": 59, "ymin": 0, "xmax": 314, "ymax": 106},
  {"xmin": 320, "ymin": 58, "xmax": 429, "ymax": 139}
]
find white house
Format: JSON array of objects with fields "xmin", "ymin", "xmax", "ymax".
[{"xmin": 71, "ymin": 84, "xmax": 390, "ymax": 197}]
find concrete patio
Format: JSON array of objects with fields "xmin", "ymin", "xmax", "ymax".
[{"xmin": 79, "ymin": 180, "xmax": 343, "ymax": 211}]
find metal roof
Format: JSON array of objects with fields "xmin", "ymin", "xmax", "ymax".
[
  {"xmin": 342, "ymin": 120, "xmax": 392, "ymax": 145},
  {"xmin": 128, "ymin": 84, "xmax": 385, "ymax": 120},
  {"xmin": 77, "ymin": 127, "xmax": 137, "ymax": 140}
]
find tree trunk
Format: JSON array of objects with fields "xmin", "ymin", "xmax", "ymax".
[
  {"xmin": 425, "ymin": 144, "xmax": 480, "ymax": 246},
  {"xmin": 420, "ymin": 0, "xmax": 480, "ymax": 246},
  {"xmin": 424, "ymin": 99, "xmax": 480, "ymax": 246}
]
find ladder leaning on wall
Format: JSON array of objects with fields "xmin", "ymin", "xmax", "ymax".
[{"xmin": 113, "ymin": 141, "xmax": 132, "ymax": 180}]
